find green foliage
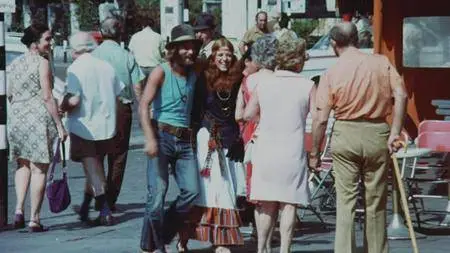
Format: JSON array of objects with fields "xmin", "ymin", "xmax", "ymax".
[
  {"xmin": 187, "ymin": 0, "xmax": 202, "ymax": 23},
  {"xmin": 129, "ymin": 0, "xmax": 161, "ymax": 33},
  {"xmin": 291, "ymin": 19, "xmax": 320, "ymax": 49},
  {"xmin": 134, "ymin": 0, "xmax": 159, "ymax": 7},
  {"xmin": 72, "ymin": 0, "xmax": 100, "ymax": 31},
  {"xmin": 291, "ymin": 19, "xmax": 320, "ymax": 39}
]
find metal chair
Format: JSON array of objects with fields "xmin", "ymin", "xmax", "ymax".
[
  {"xmin": 298, "ymin": 129, "xmax": 335, "ymax": 227},
  {"xmin": 406, "ymin": 131, "xmax": 450, "ymax": 228},
  {"xmin": 409, "ymin": 120, "xmax": 450, "ymax": 171}
]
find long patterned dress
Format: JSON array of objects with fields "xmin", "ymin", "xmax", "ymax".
[
  {"xmin": 7, "ymin": 52, "xmax": 57, "ymax": 164},
  {"xmin": 185, "ymin": 85, "xmax": 245, "ymax": 246}
]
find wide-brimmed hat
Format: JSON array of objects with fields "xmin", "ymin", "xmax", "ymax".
[
  {"xmin": 193, "ymin": 13, "xmax": 216, "ymax": 31},
  {"xmin": 165, "ymin": 24, "xmax": 202, "ymax": 49}
]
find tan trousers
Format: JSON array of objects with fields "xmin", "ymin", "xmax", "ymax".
[{"xmin": 332, "ymin": 120, "xmax": 390, "ymax": 253}]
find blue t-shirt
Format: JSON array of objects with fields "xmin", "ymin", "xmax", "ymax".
[{"xmin": 152, "ymin": 62, "xmax": 197, "ymax": 128}]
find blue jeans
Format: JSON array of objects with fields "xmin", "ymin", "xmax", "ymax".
[{"xmin": 140, "ymin": 130, "xmax": 199, "ymax": 252}]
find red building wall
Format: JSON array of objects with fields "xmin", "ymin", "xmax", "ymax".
[{"xmin": 373, "ymin": 0, "xmax": 450, "ymax": 137}]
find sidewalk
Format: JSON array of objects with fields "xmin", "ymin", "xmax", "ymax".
[
  {"xmin": 1, "ymin": 118, "xmax": 450, "ymax": 252},
  {"xmin": 1, "ymin": 147, "xmax": 450, "ymax": 252}
]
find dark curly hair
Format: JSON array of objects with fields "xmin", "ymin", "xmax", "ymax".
[
  {"xmin": 205, "ymin": 38, "xmax": 243, "ymax": 92},
  {"xmin": 21, "ymin": 22, "xmax": 49, "ymax": 48}
]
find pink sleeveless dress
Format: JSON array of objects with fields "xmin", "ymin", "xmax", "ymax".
[{"xmin": 250, "ymin": 70, "xmax": 313, "ymax": 205}]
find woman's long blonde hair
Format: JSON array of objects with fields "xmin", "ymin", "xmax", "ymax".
[{"xmin": 276, "ymin": 33, "xmax": 307, "ymax": 72}]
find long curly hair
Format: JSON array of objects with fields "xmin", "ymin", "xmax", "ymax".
[{"xmin": 204, "ymin": 38, "xmax": 243, "ymax": 92}]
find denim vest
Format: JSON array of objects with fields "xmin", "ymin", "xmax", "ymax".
[{"xmin": 152, "ymin": 62, "xmax": 196, "ymax": 128}]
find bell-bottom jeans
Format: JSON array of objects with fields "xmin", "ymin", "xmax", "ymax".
[{"xmin": 140, "ymin": 130, "xmax": 199, "ymax": 252}]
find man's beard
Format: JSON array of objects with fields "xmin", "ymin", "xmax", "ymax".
[{"xmin": 174, "ymin": 54, "xmax": 195, "ymax": 67}]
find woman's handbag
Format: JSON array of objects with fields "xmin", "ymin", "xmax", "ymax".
[{"xmin": 46, "ymin": 139, "xmax": 71, "ymax": 213}]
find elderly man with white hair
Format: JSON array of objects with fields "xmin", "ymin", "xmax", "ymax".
[
  {"xmin": 92, "ymin": 17, "xmax": 145, "ymax": 212},
  {"xmin": 61, "ymin": 31, "xmax": 124, "ymax": 226}
]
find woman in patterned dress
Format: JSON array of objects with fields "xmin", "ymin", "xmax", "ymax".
[
  {"xmin": 7, "ymin": 23, "xmax": 67, "ymax": 232},
  {"xmin": 178, "ymin": 38, "xmax": 246, "ymax": 253}
]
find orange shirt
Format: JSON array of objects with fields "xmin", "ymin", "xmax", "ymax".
[{"xmin": 315, "ymin": 47, "xmax": 404, "ymax": 120}]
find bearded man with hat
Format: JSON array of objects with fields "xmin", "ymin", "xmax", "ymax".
[{"xmin": 139, "ymin": 24, "xmax": 203, "ymax": 253}]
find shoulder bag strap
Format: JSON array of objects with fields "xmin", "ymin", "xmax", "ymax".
[
  {"xmin": 48, "ymin": 138, "xmax": 61, "ymax": 182},
  {"xmin": 61, "ymin": 140, "xmax": 66, "ymax": 168},
  {"xmin": 61, "ymin": 140, "xmax": 68, "ymax": 179}
]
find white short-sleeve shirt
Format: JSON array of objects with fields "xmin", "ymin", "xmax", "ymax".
[{"xmin": 66, "ymin": 53, "xmax": 124, "ymax": 141}]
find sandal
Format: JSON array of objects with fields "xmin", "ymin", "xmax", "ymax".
[
  {"xmin": 214, "ymin": 246, "xmax": 231, "ymax": 253},
  {"xmin": 14, "ymin": 213, "xmax": 25, "ymax": 229},
  {"xmin": 28, "ymin": 221, "xmax": 48, "ymax": 232},
  {"xmin": 177, "ymin": 241, "xmax": 189, "ymax": 253}
]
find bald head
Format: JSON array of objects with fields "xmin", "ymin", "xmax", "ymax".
[
  {"xmin": 329, "ymin": 22, "xmax": 359, "ymax": 48},
  {"xmin": 101, "ymin": 17, "xmax": 122, "ymax": 40}
]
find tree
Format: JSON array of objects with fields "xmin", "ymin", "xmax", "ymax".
[
  {"xmin": 72, "ymin": 0, "xmax": 101, "ymax": 31},
  {"xmin": 291, "ymin": 19, "xmax": 320, "ymax": 48}
]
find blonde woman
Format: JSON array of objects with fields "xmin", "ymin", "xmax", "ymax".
[{"xmin": 244, "ymin": 33, "xmax": 314, "ymax": 253}]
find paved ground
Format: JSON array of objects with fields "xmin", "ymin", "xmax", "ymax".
[
  {"xmin": 1, "ymin": 51, "xmax": 449, "ymax": 252},
  {"xmin": 1, "ymin": 139, "xmax": 450, "ymax": 252}
]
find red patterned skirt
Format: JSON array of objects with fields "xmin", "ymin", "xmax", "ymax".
[{"xmin": 182, "ymin": 206, "xmax": 244, "ymax": 246}]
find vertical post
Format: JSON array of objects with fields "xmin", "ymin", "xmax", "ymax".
[
  {"xmin": 63, "ymin": 40, "xmax": 68, "ymax": 63},
  {"xmin": 0, "ymin": 12, "xmax": 8, "ymax": 228},
  {"xmin": 183, "ymin": 0, "xmax": 189, "ymax": 24}
]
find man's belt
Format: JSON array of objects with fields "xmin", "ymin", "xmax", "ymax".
[{"xmin": 153, "ymin": 120, "xmax": 192, "ymax": 140}]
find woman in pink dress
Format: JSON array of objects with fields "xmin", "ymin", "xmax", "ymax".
[{"xmin": 244, "ymin": 34, "xmax": 314, "ymax": 253}]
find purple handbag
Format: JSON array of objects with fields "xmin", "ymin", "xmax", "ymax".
[{"xmin": 46, "ymin": 139, "xmax": 71, "ymax": 213}]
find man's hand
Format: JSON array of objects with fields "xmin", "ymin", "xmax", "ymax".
[
  {"xmin": 308, "ymin": 154, "xmax": 321, "ymax": 172},
  {"xmin": 387, "ymin": 133, "xmax": 402, "ymax": 154},
  {"xmin": 144, "ymin": 137, "xmax": 159, "ymax": 158}
]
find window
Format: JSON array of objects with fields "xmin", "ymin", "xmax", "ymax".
[{"xmin": 403, "ymin": 17, "xmax": 450, "ymax": 68}]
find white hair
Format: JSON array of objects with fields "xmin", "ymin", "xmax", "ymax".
[
  {"xmin": 69, "ymin": 32, "xmax": 98, "ymax": 54},
  {"xmin": 100, "ymin": 17, "xmax": 121, "ymax": 39}
]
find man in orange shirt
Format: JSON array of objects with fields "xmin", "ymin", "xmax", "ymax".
[{"xmin": 309, "ymin": 22, "xmax": 407, "ymax": 253}]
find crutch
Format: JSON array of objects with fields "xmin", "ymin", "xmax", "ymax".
[{"xmin": 391, "ymin": 141, "xmax": 419, "ymax": 253}]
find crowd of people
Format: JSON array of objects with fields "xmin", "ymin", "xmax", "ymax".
[{"xmin": 6, "ymin": 9, "xmax": 407, "ymax": 253}]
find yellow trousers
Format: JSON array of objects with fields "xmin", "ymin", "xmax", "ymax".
[{"xmin": 332, "ymin": 120, "xmax": 390, "ymax": 253}]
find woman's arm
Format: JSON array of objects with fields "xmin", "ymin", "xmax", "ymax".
[
  {"xmin": 235, "ymin": 85, "xmax": 245, "ymax": 122},
  {"xmin": 309, "ymin": 83, "xmax": 318, "ymax": 120},
  {"xmin": 139, "ymin": 66, "xmax": 164, "ymax": 157},
  {"xmin": 243, "ymin": 89, "xmax": 260, "ymax": 121},
  {"xmin": 39, "ymin": 57, "xmax": 66, "ymax": 140}
]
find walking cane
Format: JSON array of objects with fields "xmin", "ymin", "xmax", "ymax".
[{"xmin": 391, "ymin": 141, "xmax": 419, "ymax": 253}]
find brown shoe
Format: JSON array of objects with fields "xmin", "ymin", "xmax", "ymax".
[
  {"xmin": 72, "ymin": 205, "xmax": 89, "ymax": 222},
  {"xmin": 91, "ymin": 214, "xmax": 114, "ymax": 226},
  {"xmin": 14, "ymin": 213, "xmax": 25, "ymax": 229}
]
